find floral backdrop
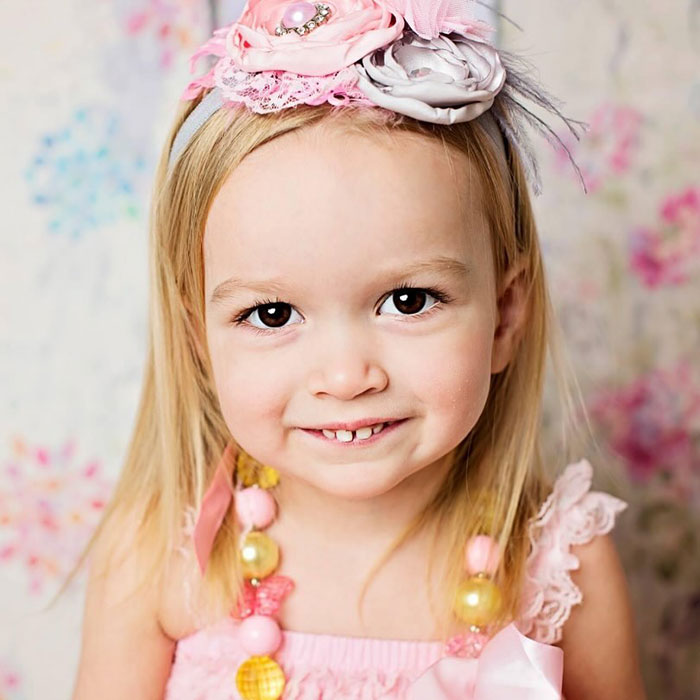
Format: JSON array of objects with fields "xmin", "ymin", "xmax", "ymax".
[
  {"xmin": 1, "ymin": 0, "xmax": 698, "ymax": 698},
  {"xmin": 499, "ymin": 2, "xmax": 700, "ymax": 696}
]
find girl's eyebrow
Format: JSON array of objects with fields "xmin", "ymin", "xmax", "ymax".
[{"xmin": 208, "ymin": 256, "xmax": 471, "ymax": 307}]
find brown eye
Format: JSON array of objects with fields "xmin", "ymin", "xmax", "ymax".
[
  {"xmin": 380, "ymin": 288, "xmax": 438, "ymax": 316},
  {"xmin": 252, "ymin": 303, "xmax": 294, "ymax": 328}
]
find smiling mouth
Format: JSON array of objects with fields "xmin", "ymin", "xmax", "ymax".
[{"xmin": 300, "ymin": 419, "xmax": 407, "ymax": 445}]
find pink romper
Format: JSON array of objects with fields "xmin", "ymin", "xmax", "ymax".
[{"xmin": 164, "ymin": 459, "xmax": 627, "ymax": 699}]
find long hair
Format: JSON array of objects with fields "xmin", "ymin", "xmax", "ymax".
[{"xmin": 59, "ymin": 94, "xmax": 591, "ymax": 638}]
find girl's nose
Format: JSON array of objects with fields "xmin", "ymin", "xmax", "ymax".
[{"xmin": 306, "ymin": 329, "xmax": 389, "ymax": 401}]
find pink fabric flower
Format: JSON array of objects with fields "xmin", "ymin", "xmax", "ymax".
[
  {"xmin": 385, "ymin": 0, "xmax": 493, "ymax": 40},
  {"xmin": 226, "ymin": 0, "xmax": 405, "ymax": 76}
]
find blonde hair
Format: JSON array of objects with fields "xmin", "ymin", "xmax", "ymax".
[{"xmin": 59, "ymin": 94, "xmax": 592, "ymax": 639}]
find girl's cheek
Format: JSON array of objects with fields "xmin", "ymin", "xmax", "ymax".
[
  {"xmin": 415, "ymin": 326, "xmax": 493, "ymax": 424},
  {"xmin": 211, "ymin": 352, "xmax": 289, "ymax": 434}
]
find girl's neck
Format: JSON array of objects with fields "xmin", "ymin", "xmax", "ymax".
[
  {"xmin": 270, "ymin": 454, "xmax": 452, "ymax": 553},
  {"xmin": 263, "ymin": 456, "xmax": 455, "ymax": 640}
]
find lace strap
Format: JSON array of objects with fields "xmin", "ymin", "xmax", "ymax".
[
  {"xmin": 517, "ymin": 459, "xmax": 628, "ymax": 644},
  {"xmin": 175, "ymin": 505, "xmax": 207, "ymax": 627}
]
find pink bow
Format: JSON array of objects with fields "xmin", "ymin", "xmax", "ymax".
[
  {"xmin": 401, "ymin": 622, "xmax": 563, "ymax": 699},
  {"xmin": 192, "ymin": 443, "xmax": 236, "ymax": 574},
  {"xmin": 232, "ymin": 575, "xmax": 295, "ymax": 620}
]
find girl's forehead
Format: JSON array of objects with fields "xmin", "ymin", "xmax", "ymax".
[{"xmin": 203, "ymin": 126, "xmax": 492, "ymax": 289}]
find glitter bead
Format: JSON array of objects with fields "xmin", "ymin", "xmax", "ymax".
[
  {"xmin": 237, "ymin": 452, "xmax": 280, "ymax": 488},
  {"xmin": 453, "ymin": 575, "xmax": 503, "ymax": 627},
  {"xmin": 236, "ymin": 656, "xmax": 285, "ymax": 700},
  {"xmin": 239, "ymin": 615, "xmax": 283, "ymax": 656},
  {"xmin": 240, "ymin": 531, "xmax": 280, "ymax": 579},
  {"xmin": 236, "ymin": 487, "xmax": 277, "ymax": 529},
  {"xmin": 464, "ymin": 535, "xmax": 500, "ymax": 576}
]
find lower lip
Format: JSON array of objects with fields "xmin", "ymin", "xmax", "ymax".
[{"xmin": 299, "ymin": 419, "xmax": 409, "ymax": 447}]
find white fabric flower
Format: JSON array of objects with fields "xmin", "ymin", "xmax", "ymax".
[{"xmin": 355, "ymin": 31, "xmax": 506, "ymax": 124}]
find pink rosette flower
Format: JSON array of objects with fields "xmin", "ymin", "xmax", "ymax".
[
  {"xmin": 355, "ymin": 31, "xmax": 505, "ymax": 124},
  {"xmin": 226, "ymin": 0, "xmax": 405, "ymax": 76}
]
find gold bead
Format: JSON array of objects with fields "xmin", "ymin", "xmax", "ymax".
[
  {"xmin": 237, "ymin": 452, "xmax": 280, "ymax": 488},
  {"xmin": 257, "ymin": 465, "xmax": 280, "ymax": 489},
  {"xmin": 453, "ymin": 575, "xmax": 503, "ymax": 627},
  {"xmin": 240, "ymin": 531, "xmax": 280, "ymax": 579},
  {"xmin": 235, "ymin": 655, "xmax": 285, "ymax": 700}
]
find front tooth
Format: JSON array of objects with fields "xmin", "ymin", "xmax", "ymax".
[
  {"xmin": 322, "ymin": 429, "xmax": 336, "ymax": 439},
  {"xmin": 355, "ymin": 427, "xmax": 373, "ymax": 440},
  {"xmin": 335, "ymin": 429, "xmax": 354, "ymax": 442},
  {"xmin": 372, "ymin": 423, "xmax": 385, "ymax": 434}
]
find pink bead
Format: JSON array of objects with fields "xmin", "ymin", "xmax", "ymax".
[
  {"xmin": 282, "ymin": 2, "xmax": 316, "ymax": 28},
  {"xmin": 464, "ymin": 535, "xmax": 500, "ymax": 576},
  {"xmin": 235, "ymin": 487, "xmax": 277, "ymax": 529},
  {"xmin": 238, "ymin": 615, "xmax": 283, "ymax": 656}
]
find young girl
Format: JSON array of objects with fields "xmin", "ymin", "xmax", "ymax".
[{"xmin": 71, "ymin": 1, "xmax": 646, "ymax": 698}]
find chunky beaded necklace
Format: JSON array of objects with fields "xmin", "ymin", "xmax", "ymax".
[{"xmin": 196, "ymin": 446, "xmax": 504, "ymax": 700}]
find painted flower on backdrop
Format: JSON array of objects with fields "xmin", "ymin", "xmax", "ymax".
[
  {"xmin": 629, "ymin": 186, "xmax": 700, "ymax": 288},
  {"xmin": 24, "ymin": 108, "xmax": 147, "ymax": 238},
  {"xmin": 0, "ymin": 656, "xmax": 24, "ymax": 700},
  {"xmin": 553, "ymin": 102, "xmax": 643, "ymax": 193},
  {"xmin": 0, "ymin": 437, "xmax": 112, "ymax": 594},
  {"xmin": 588, "ymin": 360, "xmax": 700, "ymax": 499},
  {"xmin": 125, "ymin": 0, "xmax": 205, "ymax": 69}
]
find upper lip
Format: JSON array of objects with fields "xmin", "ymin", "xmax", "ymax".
[{"xmin": 303, "ymin": 418, "xmax": 404, "ymax": 431}]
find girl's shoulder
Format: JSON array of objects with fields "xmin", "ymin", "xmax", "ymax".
[{"xmin": 517, "ymin": 458, "xmax": 629, "ymax": 645}]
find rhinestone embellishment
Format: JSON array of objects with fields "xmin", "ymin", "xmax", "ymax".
[{"xmin": 275, "ymin": 3, "xmax": 332, "ymax": 37}]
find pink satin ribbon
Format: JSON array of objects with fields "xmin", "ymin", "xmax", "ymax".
[
  {"xmin": 402, "ymin": 622, "xmax": 563, "ymax": 700},
  {"xmin": 192, "ymin": 443, "xmax": 236, "ymax": 574}
]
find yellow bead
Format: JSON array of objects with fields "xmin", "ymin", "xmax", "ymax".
[
  {"xmin": 453, "ymin": 575, "xmax": 503, "ymax": 627},
  {"xmin": 240, "ymin": 531, "xmax": 280, "ymax": 579},
  {"xmin": 257, "ymin": 466, "xmax": 280, "ymax": 489},
  {"xmin": 237, "ymin": 452, "xmax": 280, "ymax": 488},
  {"xmin": 235, "ymin": 655, "xmax": 285, "ymax": 700}
]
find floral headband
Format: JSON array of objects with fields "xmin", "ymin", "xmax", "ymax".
[{"xmin": 168, "ymin": 0, "xmax": 586, "ymax": 194}]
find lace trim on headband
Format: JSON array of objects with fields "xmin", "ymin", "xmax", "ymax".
[
  {"xmin": 517, "ymin": 459, "xmax": 628, "ymax": 644},
  {"xmin": 216, "ymin": 62, "xmax": 372, "ymax": 114}
]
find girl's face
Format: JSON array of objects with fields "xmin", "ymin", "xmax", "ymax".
[{"xmin": 204, "ymin": 124, "xmax": 513, "ymax": 501}]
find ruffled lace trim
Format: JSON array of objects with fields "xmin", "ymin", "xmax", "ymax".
[
  {"xmin": 167, "ymin": 660, "xmax": 413, "ymax": 700},
  {"xmin": 214, "ymin": 58, "xmax": 373, "ymax": 113},
  {"xmin": 176, "ymin": 505, "xmax": 210, "ymax": 630},
  {"xmin": 283, "ymin": 668, "xmax": 410, "ymax": 700},
  {"xmin": 516, "ymin": 458, "xmax": 628, "ymax": 644},
  {"xmin": 165, "ymin": 617, "xmax": 440, "ymax": 700}
]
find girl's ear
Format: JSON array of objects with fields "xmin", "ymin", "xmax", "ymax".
[{"xmin": 490, "ymin": 261, "xmax": 530, "ymax": 375}]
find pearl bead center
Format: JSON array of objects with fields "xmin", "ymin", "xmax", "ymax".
[{"xmin": 283, "ymin": 2, "xmax": 317, "ymax": 28}]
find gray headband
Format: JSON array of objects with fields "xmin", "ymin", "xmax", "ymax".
[{"xmin": 167, "ymin": 87, "xmax": 510, "ymax": 181}]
